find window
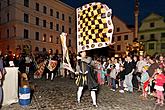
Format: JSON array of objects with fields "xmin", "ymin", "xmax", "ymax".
[
  {"xmin": 112, "ymin": 36, "xmax": 115, "ymax": 42},
  {"xmin": 7, "ymin": 0, "xmax": 10, "ymax": 6},
  {"xmin": 140, "ymin": 35, "xmax": 144, "ymax": 40},
  {"xmin": 13, "ymin": 26, "xmax": 16, "ymax": 37},
  {"xmin": 62, "ymin": 25, "xmax": 65, "ymax": 32},
  {"xmin": 69, "ymin": 28, "xmax": 71, "ymax": 34},
  {"xmin": 50, "ymin": 9, "xmax": 53, "ymax": 16},
  {"xmin": 43, "ymin": 20, "xmax": 46, "ymax": 27},
  {"xmin": 62, "ymin": 14, "xmax": 65, "ymax": 20},
  {"xmin": 36, "ymin": 3, "xmax": 39, "ymax": 11},
  {"xmin": 49, "ymin": 36, "xmax": 53, "ymax": 42},
  {"xmin": 43, "ymin": 34, "xmax": 46, "ymax": 42},
  {"xmin": 161, "ymin": 33, "xmax": 165, "ymax": 38},
  {"xmin": 7, "ymin": 29, "xmax": 9, "ymax": 38},
  {"xmin": 161, "ymin": 43, "xmax": 165, "ymax": 49},
  {"xmin": 69, "ymin": 16, "xmax": 71, "ymax": 23},
  {"xmin": 0, "ymin": 3, "xmax": 1, "ymax": 11},
  {"xmin": 7, "ymin": 13, "xmax": 9, "ymax": 22},
  {"xmin": 50, "ymin": 22, "xmax": 53, "ymax": 29},
  {"xmin": 56, "ymin": 24, "xmax": 59, "ymax": 31},
  {"xmin": 56, "ymin": 11, "xmax": 59, "ymax": 18},
  {"xmin": 117, "ymin": 45, "xmax": 121, "ymax": 51},
  {"xmin": 43, "ymin": 6, "xmax": 47, "ymax": 14},
  {"xmin": 69, "ymin": 39, "xmax": 71, "ymax": 47},
  {"xmin": 150, "ymin": 34, "xmax": 155, "ymax": 40},
  {"xmin": 149, "ymin": 43, "xmax": 154, "ymax": 49},
  {"xmin": 35, "ymin": 32, "xmax": 39, "ymax": 40},
  {"xmin": 24, "ymin": 13, "xmax": 29, "ymax": 23},
  {"xmin": 116, "ymin": 27, "xmax": 120, "ymax": 32},
  {"xmin": 124, "ymin": 35, "xmax": 128, "ymax": 40},
  {"xmin": 150, "ymin": 22, "xmax": 155, "ymax": 27},
  {"xmin": 36, "ymin": 17, "xmax": 39, "ymax": 25},
  {"xmin": 117, "ymin": 36, "xmax": 121, "ymax": 41},
  {"xmin": 24, "ymin": 0, "xmax": 29, "ymax": 7},
  {"xmin": 56, "ymin": 37, "xmax": 59, "ymax": 44},
  {"xmin": 24, "ymin": 29, "xmax": 29, "ymax": 39}
]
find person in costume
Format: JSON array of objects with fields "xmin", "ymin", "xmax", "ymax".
[
  {"xmin": 45, "ymin": 55, "xmax": 58, "ymax": 81},
  {"xmin": 75, "ymin": 51, "xmax": 98, "ymax": 107}
]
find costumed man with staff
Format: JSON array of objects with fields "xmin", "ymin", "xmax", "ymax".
[
  {"xmin": 75, "ymin": 2, "xmax": 114, "ymax": 107},
  {"xmin": 76, "ymin": 51, "xmax": 98, "ymax": 107}
]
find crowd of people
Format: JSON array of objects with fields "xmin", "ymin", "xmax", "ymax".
[
  {"xmin": 0, "ymin": 50, "xmax": 165, "ymax": 107},
  {"xmin": 92, "ymin": 54, "xmax": 165, "ymax": 106}
]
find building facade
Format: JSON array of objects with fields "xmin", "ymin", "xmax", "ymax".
[
  {"xmin": 0, "ymin": 0, "xmax": 76, "ymax": 55},
  {"xmin": 112, "ymin": 16, "xmax": 135, "ymax": 56},
  {"xmin": 138, "ymin": 13, "xmax": 165, "ymax": 56}
]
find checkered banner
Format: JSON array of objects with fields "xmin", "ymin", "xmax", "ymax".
[{"xmin": 77, "ymin": 2, "xmax": 114, "ymax": 52}]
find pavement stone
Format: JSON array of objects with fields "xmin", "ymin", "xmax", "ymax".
[{"xmin": 1, "ymin": 77, "xmax": 165, "ymax": 110}]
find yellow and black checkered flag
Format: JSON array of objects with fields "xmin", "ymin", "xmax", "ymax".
[{"xmin": 77, "ymin": 2, "xmax": 114, "ymax": 52}]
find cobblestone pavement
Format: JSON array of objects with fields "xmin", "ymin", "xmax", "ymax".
[{"xmin": 2, "ymin": 77, "xmax": 165, "ymax": 110}]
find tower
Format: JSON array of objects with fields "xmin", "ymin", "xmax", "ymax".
[{"xmin": 134, "ymin": 0, "xmax": 139, "ymax": 38}]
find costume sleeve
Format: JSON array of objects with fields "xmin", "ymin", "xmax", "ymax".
[{"xmin": 82, "ymin": 57, "xmax": 92, "ymax": 64}]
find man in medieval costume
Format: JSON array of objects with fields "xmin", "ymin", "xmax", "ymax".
[
  {"xmin": 75, "ymin": 51, "xmax": 98, "ymax": 107},
  {"xmin": 45, "ymin": 55, "xmax": 58, "ymax": 81}
]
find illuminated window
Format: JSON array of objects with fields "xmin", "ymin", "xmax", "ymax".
[
  {"xmin": 49, "ymin": 36, "xmax": 53, "ymax": 42},
  {"xmin": 43, "ymin": 34, "xmax": 46, "ymax": 42}
]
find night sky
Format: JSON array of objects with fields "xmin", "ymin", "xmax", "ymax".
[{"xmin": 61, "ymin": 0, "xmax": 165, "ymax": 25}]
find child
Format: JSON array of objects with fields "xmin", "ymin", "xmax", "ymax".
[
  {"xmin": 154, "ymin": 68, "xmax": 165, "ymax": 106},
  {"xmin": 117, "ymin": 65, "xmax": 125, "ymax": 93},
  {"xmin": 96, "ymin": 60, "xmax": 102, "ymax": 85},
  {"xmin": 110, "ymin": 64, "xmax": 117, "ymax": 91},
  {"xmin": 140, "ymin": 66, "xmax": 149, "ymax": 99}
]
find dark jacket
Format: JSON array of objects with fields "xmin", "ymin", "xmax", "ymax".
[{"xmin": 124, "ymin": 61, "xmax": 134, "ymax": 75}]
